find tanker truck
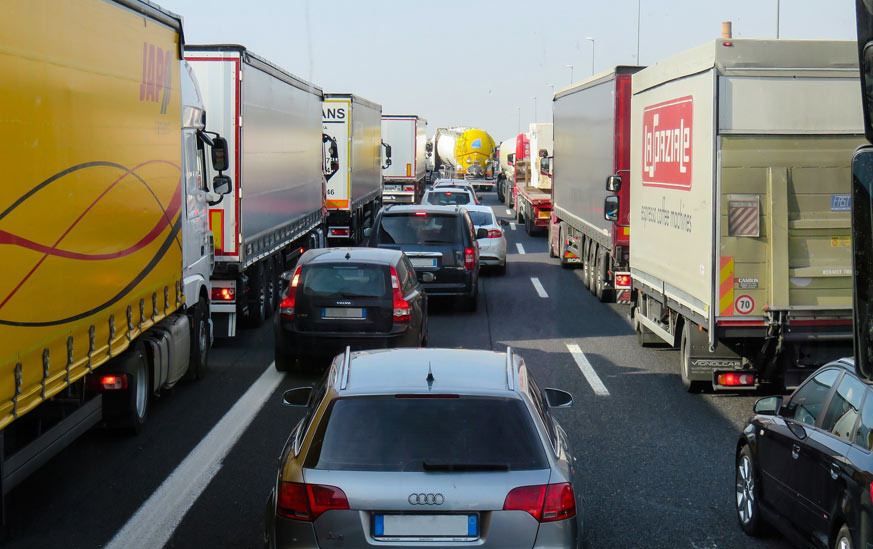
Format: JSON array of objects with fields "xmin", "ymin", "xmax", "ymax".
[{"xmin": 429, "ymin": 127, "xmax": 498, "ymax": 191}]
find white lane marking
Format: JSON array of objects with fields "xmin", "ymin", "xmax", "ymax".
[
  {"xmin": 516, "ymin": 243, "xmax": 525, "ymax": 254},
  {"xmin": 505, "ymin": 209, "xmax": 512, "ymax": 216},
  {"xmin": 530, "ymin": 277, "xmax": 548, "ymax": 298},
  {"xmin": 509, "ymin": 222, "xmax": 517, "ymax": 231},
  {"xmin": 106, "ymin": 365, "xmax": 285, "ymax": 549},
  {"xmin": 566, "ymin": 343, "xmax": 610, "ymax": 396}
]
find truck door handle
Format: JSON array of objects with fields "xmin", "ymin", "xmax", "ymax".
[{"xmin": 791, "ymin": 444, "xmax": 800, "ymax": 460}]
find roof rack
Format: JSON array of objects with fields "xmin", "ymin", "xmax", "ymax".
[
  {"xmin": 339, "ymin": 346, "xmax": 352, "ymax": 390},
  {"xmin": 505, "ymin": 346, "xmax": 515, "ymax": 390}
]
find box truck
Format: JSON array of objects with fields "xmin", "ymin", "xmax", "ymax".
[
  {"xmin": 550, "ymin": 67, "xmax": 643, "ymax": 302},
  {"xmin": 629, "ymin": 39, "xmax": 863, "ymax": 391},
  {"xmin": 322, "ymin": 94, "xmax": 383, "ymax": 244},
  {"xmin": 0, "ymin": 0, "xmax": 231, "ymax": 518},
  {"xmin": 186, "ymin": 46, "xmax": 331, "ymax": 337},
  {"xmin": 513, "ymin": 123, "xmax": 553, "ymax": 235},
  {"xmin": 381, "ymin": 115, "xmax": 427, "ymax": 204}
]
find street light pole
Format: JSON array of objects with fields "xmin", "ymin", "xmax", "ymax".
[
  {"xmin": 636, "ymin": 0, "xmax": 641, "ymax": 63},
  {"xmin": 776, "ymin": 0, "xmax": 781, "ymax": 38},
  {"xmin": 585, "ymin": 37, "xmax": 595, "ymax": 75},
  {"xmin": 516, "ymin": 106, "xmax": 521, "ymax": 134},
  {"xmin": 533, "ymin": 96, "xmax": 537, "ymax": 123},
  {"xmin": 566, "ymin": 64, "xmax": 574, "ymax": 84}
]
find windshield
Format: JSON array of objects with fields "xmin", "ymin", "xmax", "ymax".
[
  {"xmin": 377, "ymin": 214, "xmax": 459, "ymax": 244},
  {"xmin": 426, "ymin": 191, "xmax": 470, "ymax": 205},
  {"xmin": 302, "ymin": 264, "xmax": 388, "ymax": 298},
  {"xmin": 468, "ymin": 211, "xmax": 493, "ymax": 226},
  {"xmin": 304, "ymin": 396, "xmax": 548, "ymax": 472}
]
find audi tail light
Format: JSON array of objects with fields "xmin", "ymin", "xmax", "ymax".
[
  {"xmin": 390, "ymin": 266, "xmax": 411, "ymax": 322},
  {"xmin": 503, "ymin": 483, "xmax": 576, "ymax": 522},
  {"xmin": 279, "ymin": 265, "xmax": 302, "ymax": 321},
  {"xmin": 464, "ymin": 247, "xmax": 475, "ymax": 270},
  {"xmin": 277, "ymin": 481, "xmax": 349, "ymax": 521}
]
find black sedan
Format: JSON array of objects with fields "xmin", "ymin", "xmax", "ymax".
[
  {"xmin": 736, "ymin": 358, "xmax": 873, "ymax": 548},
  {"xmin": 273, "ymin": 248, "xmax": 427, "ymax": 371}
]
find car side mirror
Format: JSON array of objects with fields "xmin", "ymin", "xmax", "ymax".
[
  {"xmin": 606, "ymin": 175, "xmax": 622, "ymax": 192},
  {"xmin": 476, "ymin": 227, "xmax": 488, "ymax": 239},
  {"xmin": 282, "ymin": 387, "xmax": 312, "ymax": 407},
  {"xmin": 363, "ymin": 227, "xmax": 372, "ymax": 238},
  {"xmin": 211, "ymin": 136, "xmax": 229, "ymax": 172},
  {"xmin": 753, "ymin": 396, "xmax": 783, "ymax": 416},
  {"xmin": 213, "ymin": 175, "xmax": 232, "ymax": 196},
  {"xmin": 604, "ymin": 196, "xmax": 619, "ymax": 221},
  {"xmin": 544, "ymin": 388, "xmax": 574, "ymax": 408}
]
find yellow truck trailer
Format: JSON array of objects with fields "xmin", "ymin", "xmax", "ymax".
[
  {"xmin": 0, "ymin": 0, "xmax": 230, "ymax": 518},
  {"xmin": 629, "ymin": 39, "xmax": 863, "ymax": 391}
]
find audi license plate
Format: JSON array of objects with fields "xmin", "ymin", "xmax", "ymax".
[
  {"xmin": 373, "ymin": 514, "xmax": 478, "ymax": 540},
  {"xmin": 322, "ymin": 307, "xmax": 365, "ymax": 319},
  {"xmin": 410, "ymin": 257, "xmax": 438, "ymax": 269}
]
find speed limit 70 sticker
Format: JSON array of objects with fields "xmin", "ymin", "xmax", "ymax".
[{"xmin": 735, "ymin": 295, "xmax": 755, "ymax": 315}]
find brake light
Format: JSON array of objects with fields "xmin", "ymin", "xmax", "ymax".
[
  {"xmin": 279, "ymin": 265, "xmax": 302, "ymax": 321},
  {"xmin": 717, "ymin": 373, "xmax": 755, "ymax": 387},
  {"xmin": 486, "ymin": 229, "xmax": 502, "ymax": 238},
  {"xmin": 403, "ymin": 184, "xmax": 415, "ymax": 192},
  {"xmin": 211, "ymin": 286, "xmax": 235, "ymax": 302},
  {"xmin": 502, "ymin": 483, "xmax": 576, "ymax": 522},
  {"xmin": 614, "ymin": 273, "xmax": 631, "ymax": 288},
  {"xmin": 277, "ymin": 481, "xmax": 349, "ymax": 521},
  {"xmin": 329, "ymin": 227, "xmax": 350, "ymax": 237},
  {"xmin": 464, "ymin": 247, "xmax": 475, "ymax": 270},
  {"xmin": 415, "ymin": 211, "xmax": 427, "ymax": 217},
  {"xmin": 85, "ymin": 374, "xmax": 129, "ymax": 391},
  {"xmin": 390, "ymin": 266, "xmax": 411, "ymax": 322}
]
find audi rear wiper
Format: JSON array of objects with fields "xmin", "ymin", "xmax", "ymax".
[{"xmin": 421, "ymin": 461, "xmax": 509, "ymax": 472}]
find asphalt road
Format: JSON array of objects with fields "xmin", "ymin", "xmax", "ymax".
[{"xmin": 4, "ymin": 192, "xmax": 793, "ymax": 548}]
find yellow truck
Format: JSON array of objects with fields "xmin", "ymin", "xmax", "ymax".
[
  {"xmin": 0, "ymin": 0, "xmax": 230, "ymax": 514},
  {"xmin": 629, "ymin": 39, "xmax": 863, "ymax": 391}
]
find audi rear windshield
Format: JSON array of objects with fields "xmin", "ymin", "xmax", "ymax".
[{"xmin": 304, "ymin": 396, "xmax": 548, "ymax": 471}]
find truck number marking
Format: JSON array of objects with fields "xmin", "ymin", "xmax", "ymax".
[{"xmin": 642, "ymin": 96, "xmax": 693, "ymax": 190}]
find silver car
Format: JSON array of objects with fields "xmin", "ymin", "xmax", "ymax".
[
  {"xmin": 464, "ymin": 204, "xmax": 508, "ymax": 274},
  {"xmin": 265, "ymin": 347, "xmax": 582, "ymax": 548}
]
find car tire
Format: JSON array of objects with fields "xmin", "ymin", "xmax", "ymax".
[
  {"xmin": 185, "ymin": 296, "xmax": 209, "ymax": 380},
  {"xmin": 835, "ymin": 524, "xmax": 854, "ymax": 549},
  {"xmin": 680, "ymin": 322, "xmax": 708, "ymax": 392},
  {"xmin": 736, "ymin": 445, "xmax": 765, "ymax": 537}
]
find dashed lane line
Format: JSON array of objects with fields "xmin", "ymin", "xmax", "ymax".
[
  {"xmin": 516, "ymin": 243, "xmax": 525, "ymax": 254},
  {"xmin": 106, "ymin": 364, "xmax": 285, "ymax": 549},
  {"xmin": 566, "ymin": 343, "xmax": 610, "ymax": 396},
  {"xmin": 530, "ymin": 277, "xmax": 548, "ymax": 298},
  {"xmin": 509, "ymin": 222, "xmax": 517, "ymax": 231},
  {"xmin": 505, "ymin": 208, "xmax": 513, "ymax": 216}
]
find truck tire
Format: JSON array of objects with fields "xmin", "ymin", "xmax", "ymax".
[
  {"xmin": 517, "ymin": 206, "xmax": 524, "ymax": 225},
  {"xmin": 548, "ymin": 224, "xmax": 557, "ymax": 258},
  {"xmin": 587, "ymin": 244, "xmax": 597, "ymax": 292},
  {"xmin": 496, "ymin": 177, "xmax": 505, "ymax": 202},
  {"xmin": 595, "ymin": 248, "xmax": 610, "ymax": 302},
  {"xmin": 185, "ymin": 296, "xmax": 210, "ymax": 380},
  {"xmin": 105, "ymin": 342, "xmax": 150, "ymax": 434},
  {"xmin": 247, "ymin": 262, "xmax": 267, "ymax": 327},
  {"xmin": 525, "ymin": 212, "xmax": 534, "ymax": 235},
  {"xmin": 581, "ymin": 239, "xmax": 591, "ymax": 289},
  {"xmin": 681, "ymin": 321, "xmax": 709, "ymax": 392}
]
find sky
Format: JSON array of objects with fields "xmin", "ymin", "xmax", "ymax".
[{"xmin": 162, "ymin": 0, "xmax": 857, "ymax": 143}]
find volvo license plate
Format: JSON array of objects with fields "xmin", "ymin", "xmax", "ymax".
[{"xmin": 322, "ymin": 308, "xmax": 365, "ymax": 319}]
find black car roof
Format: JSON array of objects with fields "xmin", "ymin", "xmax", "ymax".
[{"xmin": 301, "ymin": 247, "xmax": 403, "ymax": 265}]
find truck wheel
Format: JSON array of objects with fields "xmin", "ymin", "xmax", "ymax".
[
  {"xmin": 496, "ymin": 178, "xmax": 505, "ymax": 202},
  {"xmin": 681, "ymin": 322, "xmax": 708, "ymax": 392},
  {"xmin": 525, "ymin": 213, "xmax": 534, "ymax": 235},
  {"xmin": 587, "ymin": 244, "xmax": 597, "ymax": 292},
  {"xmin": 835, "ymin": 524, "xmax": 854, "ymax": 549},
  {"xmin": 247, "ymin": 262, "xmax": 267, "ymax": 327},
  {"xmin": 263, "ymin": 258, "xmax": 276, "ymax": 318},
  {"xmin": 595, "ymin": 249, "xmax": 611, "ymax": 302},
  {"xmin": 186, "ymin": 296, "xmax": 210, "ymax": 380},
  {"xmin": 581, "ymin": 239, "xmax": 591, "ymax": 289},
  {"xmin": 271, "ymin": 255, "xmax": 282, "ymax": 310},
  {"xmin": 548, "ymin": 224, "xmax": 557, "ymax": 258},
  {"xmin": 517, "ymin": 207, "xmax": 524, "ymax": 225},
  {"xmin": 107, "ymin": 343, "xmax": 150, "ymax": 435}
]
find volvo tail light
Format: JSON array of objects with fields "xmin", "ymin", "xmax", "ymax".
[
  {"xmin": 464, "ymin": 247, "xmax": 475, "ymax": 270},
  {"xmin": 503, "ymin": 483, "xmax": 576, "ymax": 522},
  {"xmin": 279, "ymin": 265, "xmax": 302, "ymax": 321},
  {"xmin": 390, "ymin": 266, "xmax": 411, "ymax": 322},
  {"xmin": 277, "ymin": 481, "xmax": 349, "ymax": 521}
]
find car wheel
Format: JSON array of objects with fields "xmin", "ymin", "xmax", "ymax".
[
  {"xmin": 680, "ymin": 322, "xmax": 708, "ymax": 392},
  {"xmin": 736, "ymin": 445, "xmax": 764, "ymax": 537},
  {"xmin": 835, "ymin": 524, "xmax": 854, "ymax": 549},
  {"xmin": 185, "ymin": 296, "xmax": 209, "ymax": 380}
]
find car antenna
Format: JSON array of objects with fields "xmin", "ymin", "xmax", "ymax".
[
  {"xmin": 426, "ymin": 362, "xmax": 434, "ymax": 390},
  {"xmin": 345, "ymin": 252, "xmax": 351, "ymax": 260}
]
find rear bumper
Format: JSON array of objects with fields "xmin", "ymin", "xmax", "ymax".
[
  {"xmin": 382, "ymin": 191, "xmax": 415, "ymax": 204},
  {"xmin": 275, "ymin": 320, "xmax": 418, "ymax": 359},
  {"xmin": 420, "ymin": 280, "xmax": 474, "ymax": 297}
]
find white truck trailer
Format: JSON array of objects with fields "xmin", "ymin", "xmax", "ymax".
[
  {"xmin": 381, "ymin": 115, "xmax": 427, "ymax": 204},
  {"xmin": 186, "ymin": 46, "xmax": 330, "ymax": 337},
  {"xmin": 629, "ymin": 39, "xmax": 863, "ymax": 391},
  {"xmin": 0, "ymin": 0, "xmax": 231, "ymax": 520},
  {"xmin": 322, "ymin": 94, "xmax": 383, "ymax": 244}
]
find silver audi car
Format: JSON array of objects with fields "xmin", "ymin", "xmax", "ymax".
[{"xmin": 264, "ymin": 347, "xmax": 582, "ymax": 548}]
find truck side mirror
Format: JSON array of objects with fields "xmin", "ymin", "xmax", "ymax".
[
  {"xmin": 507, "ymin": 153, "xmax": 515, "ymax": 166},
  {"xmin": 538, "ymin": 148, "xmax": 548, "ymax": 158},
  {"xmin": 211, "ymin": 136, "xmax": 229, "ymax": 172},
  {"xmin": 604, "ymin": 195, "xmax": 619, "ymax": 221},
  {"xmin": 606, "ymin": 175, "xmax": 622, "ymax": 192},
  {"xmin": 425, "ymin": 142, "xmax": 433, "ymax": 153},
  {"xmin": 382, "ymin": 141, "xmax": 392, "ymax": 169},
  {"xmin": 213, "ymin": 175, "xmax": 232, "ymax": 196}
]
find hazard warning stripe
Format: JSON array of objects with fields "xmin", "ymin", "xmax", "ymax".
[
  {"xmin": 326, "ymin": 199, "xmax": 350, "ymax": 209},
  {"xmin": 719, "ymin": 256, "xmax": 734, "ymax": 316}
]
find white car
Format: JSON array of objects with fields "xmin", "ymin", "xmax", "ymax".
[
  {"xmin": 421, "ymin": 187, "xmax": 479, "ymax": 207},
  {"xmin": 432, "ymin": 178, "xmax": 479, "ymax": 201},
  {"xmin": 464, "ymin": 204, "xmax": 507, "ymax": 274}
]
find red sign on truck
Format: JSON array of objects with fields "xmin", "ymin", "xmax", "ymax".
[{"xmin": 642, "ymin": 96, "xmax": 693, "ymax": 190}]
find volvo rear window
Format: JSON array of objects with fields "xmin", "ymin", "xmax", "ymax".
[
  {"xmin": 426, "ymin": 191, "xmax": 471, "ymax": 205},
  {"xmin": 378, "ymin": 214, "xmax": 459, "ymax": 244},
  {"xmin": 305, "ymin": 396, "xmax": 548, "ymax": 471},
  {"xmin": 302, "ymin": 264, "xmax": 388, "ymax": 298}
]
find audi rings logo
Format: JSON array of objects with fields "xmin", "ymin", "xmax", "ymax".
[{"xmin": 408, "ymin": 493, "xmax": 445, "ymax": 505}]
